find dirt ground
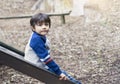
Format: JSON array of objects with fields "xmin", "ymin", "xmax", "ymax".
[{"xmin": 0, "ymin": 0, "xmax": 120, "ymax": 84}]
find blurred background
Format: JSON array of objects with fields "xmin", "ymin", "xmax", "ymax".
[{"xmin": 0, "ymin": 0, "xmax": 120, "ymax": 84}]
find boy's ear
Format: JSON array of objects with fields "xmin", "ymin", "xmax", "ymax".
[{"xmin": 31, "ymin": 26, "xmax": 35, "ymax": 31}]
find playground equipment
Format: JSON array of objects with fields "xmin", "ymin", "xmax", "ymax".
[
  {"xmin": 0, "ymin": 41, "xmax": 75, "ymax": 84},
  {"xmin": 0, "ymin": 12, "xmax": 70, "ymax": 24}
]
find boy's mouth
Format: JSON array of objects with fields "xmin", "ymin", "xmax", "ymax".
[
  {"xmin": 42, "ymin": 30, "xmax": 48, "ymax": 32},
  {"xmin": 41, "ymin": 30, "xmax": 49, "ymax": 33}
]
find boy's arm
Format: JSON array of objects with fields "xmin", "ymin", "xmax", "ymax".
[
  {"xmin": 45, "ymin": 58, "xmax": 62, "ymax": 75},
  {"xmin": 30, "ymin": 37, "xmax": 62, "ymax": 75}
]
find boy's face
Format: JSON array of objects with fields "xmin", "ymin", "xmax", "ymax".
[{"xmin": 33, "ymin": 22, "xmax": 50, "ymax": 36}]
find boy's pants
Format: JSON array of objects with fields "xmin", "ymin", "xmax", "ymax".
[{"xmin": 48, "ymin": 69, "xmax": 81, "ymax": 84}]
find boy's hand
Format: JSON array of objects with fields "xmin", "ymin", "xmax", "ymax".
[{"xmin": 59, "ymin": 73, "xmax": 68, "ymax": 80}]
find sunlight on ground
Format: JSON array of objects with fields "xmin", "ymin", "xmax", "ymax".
[{"xmin": 85, "ymin": 0, "xmax": 111, "ymax": 11}]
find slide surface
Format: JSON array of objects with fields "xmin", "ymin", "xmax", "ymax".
[{"xmin": 0, "ymin": 42, "xmax": 74, "ymax": 84}]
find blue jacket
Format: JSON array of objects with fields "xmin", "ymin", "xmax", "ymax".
[{"xmin": 24, "ymin": 32, "xmax": 62, "ymax": 75}]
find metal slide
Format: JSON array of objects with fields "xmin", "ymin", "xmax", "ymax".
[{"xmin": 0, "ymin": 42, "xmax": 74, "ymax": 84}]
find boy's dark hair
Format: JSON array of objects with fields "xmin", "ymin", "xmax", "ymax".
[{"xmin": 30, "ymin": 13, "xmax": 51, "ymax": 28}]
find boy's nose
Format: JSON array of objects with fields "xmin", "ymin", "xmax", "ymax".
[
  {"xmin": 42, "ymin": 26, "xmax": 47, "ymax": 30},
  {"xmin": 43, "ymin": 27, "xmax": 47, "ymax": 29},
  {"xmin": 42, "ymin": 25, "xmax": 46, "ymax": 28}
]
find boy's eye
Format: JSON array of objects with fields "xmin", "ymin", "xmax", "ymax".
[
  {"xmin": 45, "ymin": 23, "xmax": 49, "ymax": 26},
  {"xmin": 37, "ymin": 23, "xmax": 49, "ymax": 26}
]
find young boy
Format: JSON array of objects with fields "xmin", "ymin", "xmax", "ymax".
[{"xmin": 24, "ymin": 13, "xmax": 81, "ymax": 84}]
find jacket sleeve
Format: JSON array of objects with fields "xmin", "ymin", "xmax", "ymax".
[{"xmin": 30, "ymin": 37, "xmax": 62, "ymax": 75}]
